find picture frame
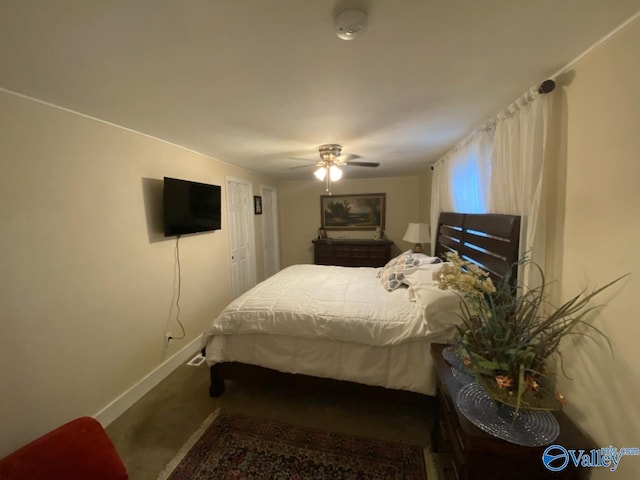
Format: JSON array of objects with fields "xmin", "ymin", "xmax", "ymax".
[
  {"xmin": 254, "ymin": 195, "xmax": 262, "ymax": 215},
  {"xmin": 320, "ymin": 193, "xmax": 386, "ymax": 230},
  {"xmin": 318, "ymin": 227, "xmax": 328, "ymax": 239}
]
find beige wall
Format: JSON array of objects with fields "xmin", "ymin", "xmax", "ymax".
[
  {"xmin": 0, "ymin": 90, "xmax": 277, "ymax": 456},
  {"xmin": 548, "ymin": 16, "xmax": 640, "ymax": 479},
  {"xmin": 418, "ymin": 169, "xmax": 433, "ymax": 223},
  {"xmin": 278, "ymin": 176, "xmax": 426, "ymax": 267}
]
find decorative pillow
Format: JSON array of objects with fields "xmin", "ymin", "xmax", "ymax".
[
  {"xmin": 379, "ymin": 253, "xmax": 424, "ymax": 291},
  {"xmin": 377, "ymin": 250, "xmax": 442, "ymax": 291},
  {"xmin": 402, "ymin": 262, "xmax": 462, "ymax": 331},
  {"xmin": 378, "ymin": 250, "xmax": 413, "ymax": 275},
  {"xmin": 402, "ymin": 263, "xmax": 447, "ymax": 301}
]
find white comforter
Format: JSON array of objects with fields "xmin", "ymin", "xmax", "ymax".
[{"xmin": 203, "ymin": 264, "xmax": 460, "ymax": 348}]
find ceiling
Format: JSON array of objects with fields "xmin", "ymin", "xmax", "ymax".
[{"xmin": 1, "ymin": 1, "xmax": 639, "ymax": 180}]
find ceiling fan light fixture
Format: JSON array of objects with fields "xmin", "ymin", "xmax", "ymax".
[
  {"xmin": 329, "ymin": 165, "xmax": 343, "ymax": 181},
  {"xmin": 314, "ymin": 167, "xmax": 327, "ymax": 180}
]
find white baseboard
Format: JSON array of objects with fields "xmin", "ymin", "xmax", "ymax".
[{"xmin": 94, "ymin": 334, "xmax": 203, "ymax": 427}]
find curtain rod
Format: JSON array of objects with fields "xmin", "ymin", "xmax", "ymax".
[
  {"xmin": 429, "ymin": 79, "xmax": 556, "ymax": 170},
  {"xmin": 538, "ymin": 79, "xmax": 556, "ymax": 94}
]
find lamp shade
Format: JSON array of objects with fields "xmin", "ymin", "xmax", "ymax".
[
  {"xmin": 329, "ymin": 165, "xmax": 342, "ymax": 181},
  {"xmin": 314, "ymin": 167, "xmax": 327, "ymax": 180},
  {"xmin": 402, "ymin": 223, "xmax": 430, "ymax": 243}
]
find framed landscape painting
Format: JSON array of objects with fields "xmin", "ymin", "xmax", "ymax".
[{"xmin": 320, "ymin": 193, "xmax": 385, "ymax": 230}]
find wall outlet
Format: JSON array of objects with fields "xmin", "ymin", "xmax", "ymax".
[{"xmin": 165, "ymin": 332, "xmax": 173, "ymax": 345}]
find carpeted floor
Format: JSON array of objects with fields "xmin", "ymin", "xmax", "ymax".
[{"xmin": 106, "ymin": 355, "xmax": 444, "ymax": 479}]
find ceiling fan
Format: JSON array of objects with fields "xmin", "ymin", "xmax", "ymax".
[{"xmin": 289, "ymin": 144, "xmax": 379, "ymax": 195}]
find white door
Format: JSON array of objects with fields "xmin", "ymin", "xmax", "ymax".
[
  {"xmin": 261, "ymin": 185, "xmax": 280, "ymax": 278},
  {"xmin": 226, "ymin": 178, "xmax": 256, "ymax": 297}
]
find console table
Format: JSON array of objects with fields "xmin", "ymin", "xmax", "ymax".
[
  {"xmin": 431, "ymin": 343, "xmax": 592, "ymax": 480},
  {"xmin": 312, "ymin": 239, "xmax": 393, "ymax": 267}
]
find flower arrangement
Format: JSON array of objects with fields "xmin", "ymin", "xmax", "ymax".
[{"xmin": 434, "ymin": 252, "xmax": 624, "ymax": 413}]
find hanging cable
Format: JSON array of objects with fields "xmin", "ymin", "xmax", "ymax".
[{"xmin": 169, "ymin": 235, "xmax": 186, "ymax": 341}]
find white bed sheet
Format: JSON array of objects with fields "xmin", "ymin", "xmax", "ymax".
[
  {"xmin": 202, "ymin": 264, "xmax": 459, "ymax": 347},
  {"xmin": 205, "ymin": 330, "xmax": 455, "ymax": 395}
]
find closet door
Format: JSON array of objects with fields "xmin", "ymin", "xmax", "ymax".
[
  {"xmin": 226, "ymin": 177, "xmax": 256, "ymax": 297},
  {"xmin": 261, "ymin": 185, "xmax": 280, "ymax": 278}
]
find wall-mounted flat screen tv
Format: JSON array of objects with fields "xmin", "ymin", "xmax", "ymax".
[{"xmin": 163, "ymin": 177, "xmax": 221, "ymax": 237}]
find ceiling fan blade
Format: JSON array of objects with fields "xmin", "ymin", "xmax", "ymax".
[
  {"xmin": 345, "ymin": 161, "xmax": 380, "ymax": 167},
  {"xmin": 287, "ymin": 156, "xmax": 316, "ymax": 162},
  {"xmin": 288, "ymin": 163, "xmax": 316, "ymax": 170},
  {"xmin": 338, "ymin": 153, "xmax": 361, "ymax": 161}
]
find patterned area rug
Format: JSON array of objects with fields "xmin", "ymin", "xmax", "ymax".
[{"xmin": 159, "ymin": 409, "xmax": 428, "ymax": 479}]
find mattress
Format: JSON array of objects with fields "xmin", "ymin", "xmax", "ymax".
[{"xmin": 202, "ymin": 263, "xmax": 461, "ymax": 395}]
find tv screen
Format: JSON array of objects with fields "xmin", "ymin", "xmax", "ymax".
[{"xmin": 163, "ymin": 177, "xmax": 221, "ymax": 237}]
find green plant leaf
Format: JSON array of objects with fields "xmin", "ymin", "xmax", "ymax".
[{"xmin": 433, "ymin": 255, "xmax": 628, "ymax": 411}]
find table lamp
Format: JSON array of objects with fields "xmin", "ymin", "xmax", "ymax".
[{"xmin": 402, "ymin": 223, "xmax": 430, "ymax": 253}]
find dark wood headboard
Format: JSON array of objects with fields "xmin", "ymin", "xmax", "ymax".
[{"xmin": 434, "ymin": 212, "xmax": 521, "ymax": 284}]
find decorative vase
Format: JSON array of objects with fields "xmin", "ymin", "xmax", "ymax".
[
  {"xmin": 442, "ymin": 345, "xmax": 473, "ymax": 375},
  {"xmin": 442, "ymin": 345, "xmax": 476, "ymax": 385},
  {"xmin": 455, "ymin": 382, "xmax": 560, "ymax": 447}
]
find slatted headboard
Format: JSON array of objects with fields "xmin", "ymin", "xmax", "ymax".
[{"xmin": 434, "ymin": 212, "xmax": 521, "ymax": 284}]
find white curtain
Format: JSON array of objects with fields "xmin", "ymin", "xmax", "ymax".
[
  {"xmin": 431, "ymin": 86, "xmax": 550, "ymax": 287},
  {"xmin": 429, "ymin": 163, "xmax": 443, "ymax": 254},
  {"xmin": 490, "ymin": 88, "xmax": 550, "ymax": 287}
]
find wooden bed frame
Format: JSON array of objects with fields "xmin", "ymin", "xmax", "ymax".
[
  {"xmin": 207, "ymin": 212, "xmax": 521, "ymax": 398},
  {"xmin": 434, "ymin": 212, "xmax": 521, "ymax": 284}
]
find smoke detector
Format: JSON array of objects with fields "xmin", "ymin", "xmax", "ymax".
[{"xmin": 335, "ymin": 8, "xmax": 368, "ymax": 40}]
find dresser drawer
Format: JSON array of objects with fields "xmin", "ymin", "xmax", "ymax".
[
  {"xmin": 333, "ymin": 246, "xmax": 352, "ymax": 257},
  {"xmin": 315, "ymin": 245, "xmax": 333, "ymax": 256},
  {"xmin": 350, "ymin": 246, "xmax": 370, "ymax": 258},
  {"xmin": 369, "ymin": 246, "xmax": 389, "ymax": 258},
  {"xmin": 312, "ymin": 239, "xmax": 392, "ymax": 267}
]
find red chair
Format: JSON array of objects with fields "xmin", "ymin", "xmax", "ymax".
[{"xmin": 0, "ymin": 416, "xmax": 128, "ymax": 480}]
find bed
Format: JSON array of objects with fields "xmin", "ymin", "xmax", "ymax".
[{"xmin": 202, "ymin": 212, "xmax": 521, "ymax": 398}]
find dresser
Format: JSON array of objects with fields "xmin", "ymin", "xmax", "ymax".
[
  {"xmin": 431, "ymin": 343, "xmax": 593, "ymax": 480},
  {"xmin": 312, "ymin": 239, "xmax": 393, "ymax": 267}
]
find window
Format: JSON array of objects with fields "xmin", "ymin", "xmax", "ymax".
[{"xmin": 450, "ymin": 148, "xmax": 488, "ymax": 213}]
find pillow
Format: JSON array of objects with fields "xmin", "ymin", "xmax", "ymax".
[
  {"xmin": 411, "ymin": 253, "xmax": 442, "ymax": 265},
  {"xmin": 402, "ymin": 263, "xmax": 447, "ymax": 300},
  {"xmin": 378, "ymin": 250, "xmax": 413, "ymax": 274},
  {"xmin": 402, "ymin": 262, "xmax": 462, "ymax": 331},
  {"xmin": 379, "ymin": 252, "xmax": 424, "ymax": 291},
  {"xmin": 377, "ymin": 250, "xmax": 442, "ymax": 291}
]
